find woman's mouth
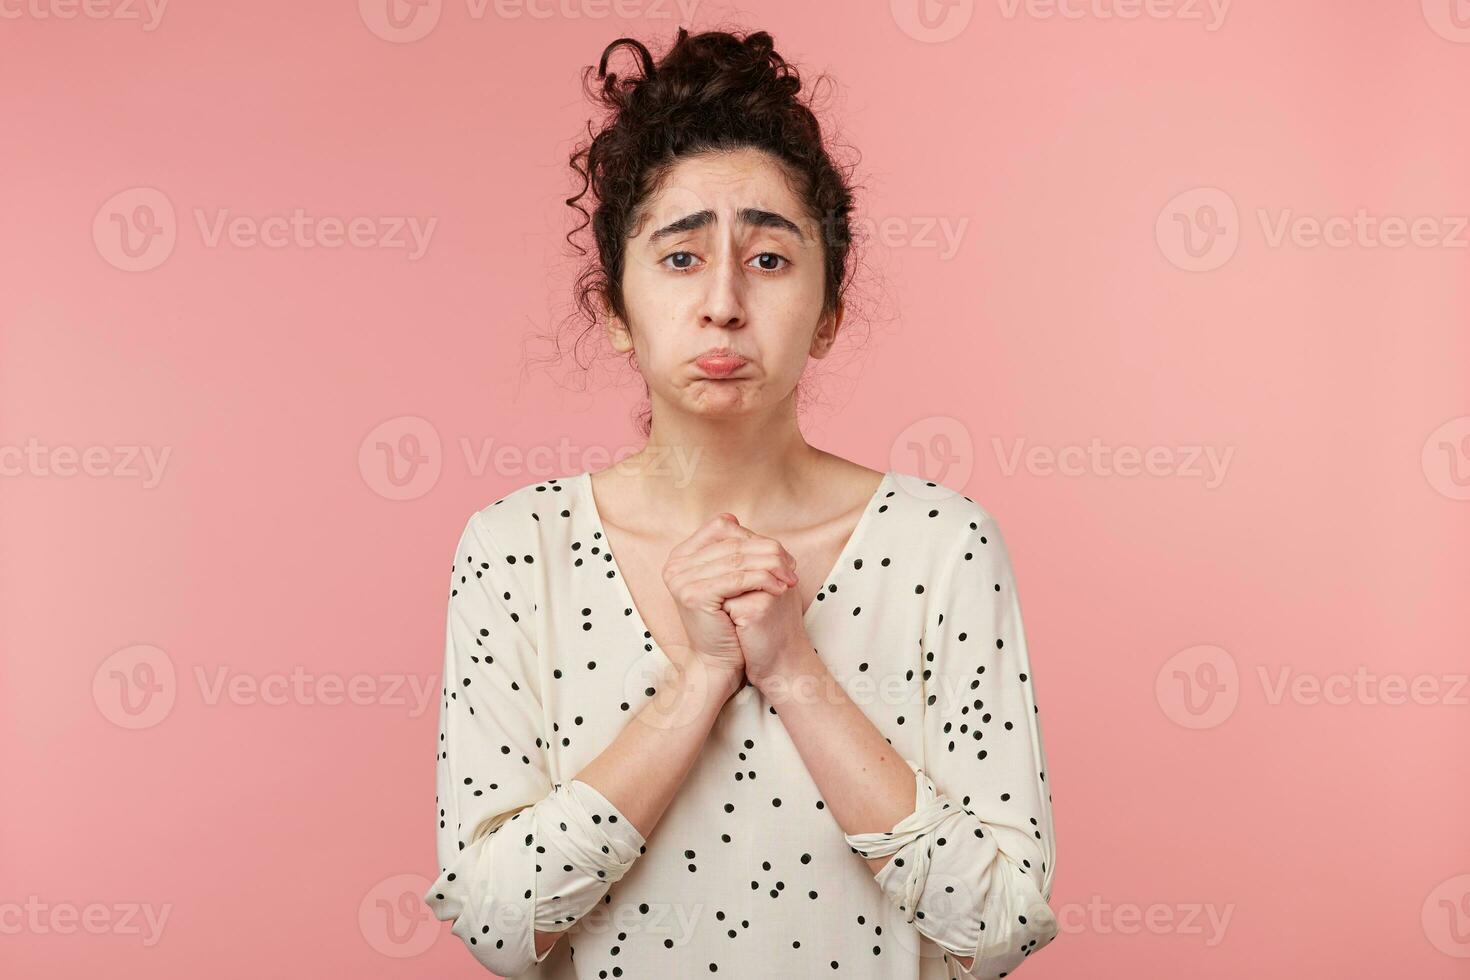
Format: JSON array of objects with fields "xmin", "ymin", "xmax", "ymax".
[{"xmin": 694, "ymin": 352, "xmax": 748, "ymax": 378}]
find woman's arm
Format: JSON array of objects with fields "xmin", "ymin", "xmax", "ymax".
[
  {"xmin": 748, "ymin": 651, "xmax": 921, "ymax": 877},
  {"xmin": 425, "ymin": 511, "xmax": 744, "ymax": 976},
  {"xmin": 532, "ymin": 656, "xmax": 744, "ymax": 959},
  {"xmin": 747, "ymin": 510, "xmax": 1058, "ymax": 978},
  {"xmin": 750, "ymin": 646, "xmax": 980, "ymax": 968}
]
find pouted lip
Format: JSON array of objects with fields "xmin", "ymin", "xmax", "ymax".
[{"xmin": 693, "ymin": 348, "xmax": 749, "ymax": 377}]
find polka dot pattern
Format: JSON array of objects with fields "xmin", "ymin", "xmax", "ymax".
[{"xmin": 422, "ymin": 471, "xmax": 1058, "ymax": 979}]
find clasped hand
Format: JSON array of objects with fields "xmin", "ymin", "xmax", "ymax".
[{"xmin": 663, "ymin": 511, "xmax": 812, "ymax": 691}]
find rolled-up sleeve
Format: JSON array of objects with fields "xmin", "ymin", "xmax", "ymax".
[
  {"xmin": 422, "ymin": 512, "xmax": 646, "ymax": 976},
  {"xmin": 844, "ymin": 513, "xmax": 1058, "ymax": 979}
]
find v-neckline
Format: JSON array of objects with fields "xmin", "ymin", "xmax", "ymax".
[{"xmin": 578, "ymin": 469, "xmax": 893, "ymax": 660}]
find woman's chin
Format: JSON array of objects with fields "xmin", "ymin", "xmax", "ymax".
[{"xmin": 683, "ymin": 391, "xmax": 759, "ymax": 416}]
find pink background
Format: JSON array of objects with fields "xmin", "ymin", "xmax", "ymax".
[{"xmin": 3, "ymin": 0, "xmax": 1468, "ymax": 977}]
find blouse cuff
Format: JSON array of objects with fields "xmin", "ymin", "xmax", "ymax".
[
  {"xmin": 424, "ymin": 779, "xmax": 646, "ymax": 973},
  {"xmin": 843, "ymin": 759, "xmax": 1060, "ymax": 979},
  {"xmin": 529, "ymin": 778, "xmax": 647, "ymax": 934},
  {"xmin": 843, "ymin": 758, "xmax": 984, "ymax": 960}
]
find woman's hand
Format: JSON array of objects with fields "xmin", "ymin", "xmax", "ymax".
[
  {"xmin": 716, "ymin": 523, "xmax": 810, "ymax": 688},
  {"xmin": 663, "ymin": 513, "xmax": 795, "ymax": 691}
]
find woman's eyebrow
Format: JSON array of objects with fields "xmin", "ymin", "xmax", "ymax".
[{"xmin": 648, "ymin": 208, "xmax": 807, "ymax": 245}]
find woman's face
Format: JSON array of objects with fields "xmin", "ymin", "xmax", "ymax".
[{"xmin": 607, "ymin": 146, "xmax": 841, "ymax": 422}]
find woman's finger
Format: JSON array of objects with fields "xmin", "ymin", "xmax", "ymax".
[
  {"xmin": 684, "ymin": 554, "xmax": 797, "ymax": 594},
  {"xmin": 682, "ymin": 538, "xmax": 796, "ymax": 586},
  {"xmin": 714, "ymin": 567, "xmax": 790, "ymax": 600},
  {"xmin": 666, "ymin": 512, "xmax": 750, "ymax": 563}
]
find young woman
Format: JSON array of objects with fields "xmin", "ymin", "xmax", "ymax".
[{"xmin": 424, "ymin": 27, "xmax": 1059, "ymax": 979}]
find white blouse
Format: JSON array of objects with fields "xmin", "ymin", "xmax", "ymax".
[{"xmin": 424, "ymin": 469, "xmax": 1059, "ymax": 979}]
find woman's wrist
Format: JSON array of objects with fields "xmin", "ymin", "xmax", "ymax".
[
  {"xmin": 748, "ymin": 642, "xmax": 824, "ymax": 703},
  {"xmin": 685, "ymin": 657, "xmax": 747, "ymax": 704},
  {"xmin": 636, "ymin": 656, "xmax": 744, "ymax": 734}
]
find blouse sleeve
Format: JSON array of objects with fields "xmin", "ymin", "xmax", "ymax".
[
  {"xmin": 422, "ymin": 512, "xmax": 647, "ymax": 976},
  {"xmin": 843, "ymin": 512, "xmax": 1059, "ymax": 979}
]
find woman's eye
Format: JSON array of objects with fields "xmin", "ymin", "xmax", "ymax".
[{"xmin": 660, "ymin": 251, "xmax": 787, "ymax": 273}]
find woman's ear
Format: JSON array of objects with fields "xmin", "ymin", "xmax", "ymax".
[
  {"xmin": 604, "ymin": 298, "xmax": 635, "ymax": 354},
  {"xmin": 809, "ymin": 299, "xmax": 845, "ymax": 359}
]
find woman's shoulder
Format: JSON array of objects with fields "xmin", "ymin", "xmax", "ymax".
[
  {"xmin": 882, "ymin": 472, "xmax": 1023, "ymax": 592},
  {"xmin": 884, "ymin": 469, "xmax": 1004, "ymax": 537},
  {"xmin": 461, "ymin": 471, "xmax": 586, "ymax": 556}
]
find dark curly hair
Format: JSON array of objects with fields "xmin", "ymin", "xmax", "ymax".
[{"xmin": 552, "ymin": 26, "xmax": 866, "ymax": 437}]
